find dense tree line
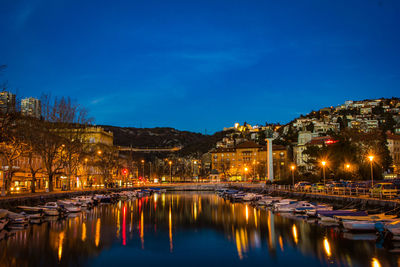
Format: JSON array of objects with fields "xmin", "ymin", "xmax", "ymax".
[{"xmin": 301, "ymin": 128, "xmax": 392, "ymax": 181}]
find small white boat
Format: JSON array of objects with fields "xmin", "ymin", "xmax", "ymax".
[
  {"xmin": 343, "ymin": 232, "xmax": 377, "ymax": 240},
  {"xmin": 44, "ymin": 202, "xmax": 60, "ymax": 209},
  {"xmin": 57, "ymin": 201, "xmax": 81, "ymax": 213},
  {"xmin": 304, "ymin": 205, "xmax": 333, "ymax": 216},
  {"xmin": 257, "ymin": 196, "xmax": 279, "ymax": 206},
  {"xmin": 43, "ymin": 208, "xmax": 59, "ymax": 216},
  {"xmin": 7, "ymin": 211, "xmax": 28, "ymax": 225},
  {"xmin": 94, "ymin": 194, "xmax": 112, "ymax": 203},
  {"xmin": 272, "ymin": 199, "xmax": 297, "ymax": 210},
  {"xmin": 294, "ymin": 202, "xmax": 317, "ymax": 213},
  {"xmin": 275, "ymin": 201, "xmax": 308, "ymax": 213},
  {"xmin": 17, "ymin": 206, "xmax": 44, "ymax": 223},
  {"xmin": 71, "ymin": 196, "xmax": 94, "ymax": 207},
  {"xmin": 342, "ymin": 220, "xmax": 376, "ymax": 231},
  {"xmin": 242, "ymin": 193, "xmax": 261, "ymax": 202},
  {"xmin": 335, "ymin": 213, "xmax": 397, "ymax": 222}
]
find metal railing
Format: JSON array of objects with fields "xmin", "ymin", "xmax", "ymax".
[{"xmin": 264, "ymin": 184, "xmax": 398, "ymax": 200}]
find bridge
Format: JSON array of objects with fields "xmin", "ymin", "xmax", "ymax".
[{"xmin": 118, "ymin": 146, "xmax": 182, "ymax": 153}]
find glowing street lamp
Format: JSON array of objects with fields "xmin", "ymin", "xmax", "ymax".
[
  {"xmin": 368, "ymin": 155, "xmax": 375, "ymax": 187},
  {"xmin": 97, "ymin": 150, "xmax": 102, "ymax": 155},
  {"xmin": 244, "ymin": 167, "xmax": 248, "ymax": 182},
  {"xmin": 290, "ymin": 164, "xmax": 296, "ymax": 189},
  {"xmin": 141, "ymin": 160, "xmax": 145, "ymax": 181},
  {"xmin": 321, "ymin": 161, "xmax": 327, "ymax": 186}
]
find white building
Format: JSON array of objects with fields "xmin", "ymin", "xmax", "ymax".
[{"xmin": 21, "ymin": 97, "xmax": 41, "ymax": 119}]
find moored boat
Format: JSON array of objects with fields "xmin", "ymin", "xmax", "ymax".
[
  {"xmin": 342, "ymin": 220, "xmax": 376, "ymax": 231},
  {"xmin": 335, "ymin": 213, "xmax": 397, "ymax": 222}
]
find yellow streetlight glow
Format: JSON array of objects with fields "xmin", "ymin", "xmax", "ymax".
[
  {"xmin": 97, "ymin": 150, "xmax": 102, "ymax": 155},
  {"xmin": 291, "ymin": 165, "xmax": 295, "ymax": 171},
  {"xmin": 372, "ymin": 258, "xmax": 381, "ymax": 267},
  {"xmin": 321, "ymin": 161, "xmax": 326, "ymax": 166},
  {"xmin": 292, "ymin": 224, "xmax": 298, "ymax": 244},
  {"xmin": 169, "ymin": 161, "xmax": 172, "ymax": 165},
  {"xmin": 323, "ymin": 237, "xmax": 331, "ymax": 257},
  {"xmin": 346, "ymin": 164, "xmax": 350, "ymax": 169},
  {"xmin": 244, "ymin": 167, "xmax": 248, "ymax": 172},
  {"xmin": 368, "ymin": 155, "xmax": 374, "ymax": 162}
]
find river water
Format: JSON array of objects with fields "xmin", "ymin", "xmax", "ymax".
[{"xmin": 0, "ymin": 192, "xmax": 398, "ymax": 266}]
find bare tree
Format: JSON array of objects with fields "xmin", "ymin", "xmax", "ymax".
[
  {"xmin": 0, "ymin": 114, "xmax": 26, "ymax": 195},
  {"xmin": 34, "ymin": 94, "xmax": 92, "ymax": 192},
  {"xmin": 91, "ymin": 144, "xmax": 119, "ymax": 187}
]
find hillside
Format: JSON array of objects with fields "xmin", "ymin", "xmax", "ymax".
[{"xmin": 101, "ymin": 125, "xmax": 231, "ymax": 156}]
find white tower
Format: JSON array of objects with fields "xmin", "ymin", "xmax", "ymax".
[{"xmin": 266, "ymin": 138, "xmax": 274, "ymax": 181}]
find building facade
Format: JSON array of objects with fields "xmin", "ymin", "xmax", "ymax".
[
  {"xmin": 210, "ymin": 141, "xmax": 289, "ymax": 181},
  {"xmin": 387, "ymin": 133, "xmax": 400, "ymax": 174},
  {"xmin": 21, "ymin": 97, "xmax": 41, "ymax": 118},
  {"xmin": 0, "ymin": 91, "xmax": 16, "ymax": 114}
]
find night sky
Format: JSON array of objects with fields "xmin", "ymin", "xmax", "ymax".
[{"xmin": 1, "ymin": 0, "xmax": 399, "ymax": 133}]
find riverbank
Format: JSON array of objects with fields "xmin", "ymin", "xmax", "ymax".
[{"xmin": 0, "ymin": 183, "xmax": 229, "ymax": 209}]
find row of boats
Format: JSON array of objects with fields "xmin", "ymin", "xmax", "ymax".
[
  {"xmin": 216, "ymin": 189, "xmax": 400, "ymax": 239},
  {"xmin": 0, "ymin": 188, "xmax": 164, "ymax": 236}
]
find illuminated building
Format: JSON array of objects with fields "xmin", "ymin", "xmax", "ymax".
[
  {"xmin": 21, "ymin": 97, "xmax": 41, "ymax": 119},
  {"xmin": 387, "ymin": 133, "xmax": 400, "ymax": 174},
  {"xmin": 0, "ymin": 91, "xmax": 16, "ymax": 114},
  {"xmin": 210, "ymin": 141, "xmax": 288, "ymax": 181}
]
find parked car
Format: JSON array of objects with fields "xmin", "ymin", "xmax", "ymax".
[
  {"xmin": 329, "ymin": 182, "xmax": 346, "ymax": 195},
  {"xmin": 370, "ymin": 183, "xmax": 398, "ymax": 198},
  {"xmin": 311, "ymin": 183, "xmax": 325, "ymax": 192},
  {"xmin": 294, "ymin": 182, "xmax": 311, "ymax": 191}
]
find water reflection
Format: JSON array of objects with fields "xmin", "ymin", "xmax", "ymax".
[
  {"xmin": 0, "ymin": 192, "xmax": 399, "ymax": 266},
  {"xmin": 324, "ymin": 237, "xmax": 331, "ymax": 257}
]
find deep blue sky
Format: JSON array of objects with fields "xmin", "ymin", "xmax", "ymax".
[{"xmin": 1, "ymin": 0, "xmax": 399, "ymax": 133}]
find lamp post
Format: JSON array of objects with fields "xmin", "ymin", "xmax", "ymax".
[
  {"xmin": 253, "ymin": 160, "xmax": 256, "ymax": 182},
  {"xmin": 84, "ymin": 158, "xmax": 89, "ymax": 188},
  {"xmin": 141, "ymin": 160, "xmax": 145, "ymax": 180},
  {"xmin": 345, "ymin": 163, "xmax": 351, "ymax": 180},
  {"xmin": 368, "ymin": 155, "xmax": 374, "ymax": 187},
  {"xmin": 1, "ymin": 166, "xmax": 8, "ymax": 196},
  {"xmin": 321, "ymin": 161, "xmax": 327, "ymax": 186},
  {"xmin": 169, "ymin": 161, "xmax": 172, "ymax": 183},
  {"xmin": 149, "ymin": 162, "xmax": 152, "ymax": 182},
  {"xmin": 290, "ymin": 164, "xmax": 296, "ymax": 189},
  {"xmin": 244, "ymin": 167, "xmax": 248, "ymax": 182}
]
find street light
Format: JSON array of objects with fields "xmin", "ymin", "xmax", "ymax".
[
  {"xmin": 345, "ymin": 163, "xmax": 351, "ymax": 180},
  {"xmin": 169, "ymin": 161, "xmax": 172, "ymax": 183},
  {"xmin": 321, "ymin": 161, "xmax": 327, "ymax": 186},
  {"xmin": 244, "ymin": 167, "xmax": 248, "ymax": 182},
  {"xmin": 141, "ymin": 160, "xmax": 145, "ymax": 181},
  {"xmin": 368, "ymin": 155, "xmax": 374, "ymax": 187},
  {"xmin": 290, "ymin": 164, "xmax": 296, "ymax": 189},
  {"xmin": 253, "ymin": 160, "xmax": 257, "ymax": 182}
]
